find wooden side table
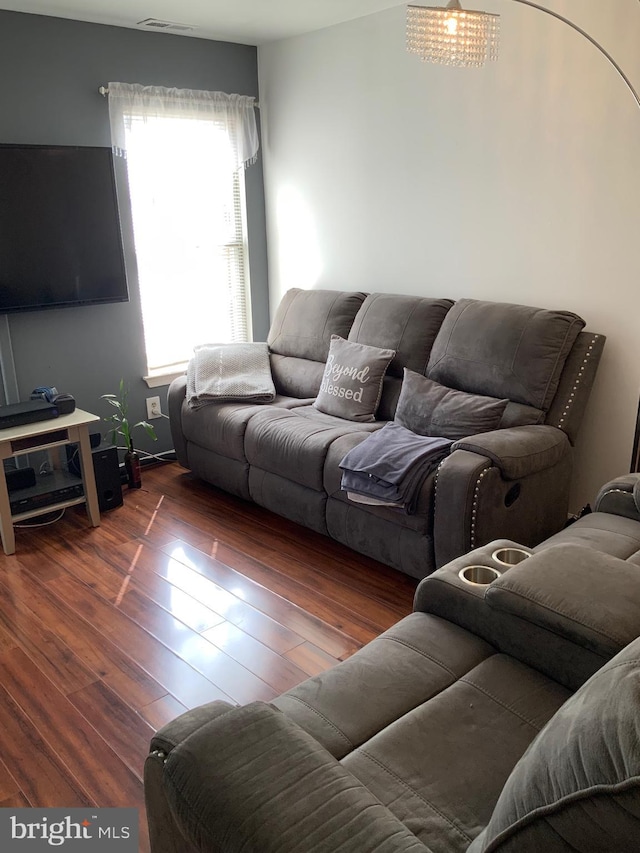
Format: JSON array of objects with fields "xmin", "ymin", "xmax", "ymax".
[{"xmin": 0, "ymin": 408, "xmax": 102, "ymax": 555}]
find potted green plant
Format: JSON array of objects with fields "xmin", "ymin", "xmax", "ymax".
[{"xmin": 101, "ymin": 379, "xmax": 157, "ymax": 489}]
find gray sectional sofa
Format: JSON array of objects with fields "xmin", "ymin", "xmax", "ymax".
[
  {"xmin": 144, "ymin": 474, "xmax": 640, "ymax": 852},
  {"xmin": 168, "ymin": 288, "xmax": 605, "ymax": 578}
]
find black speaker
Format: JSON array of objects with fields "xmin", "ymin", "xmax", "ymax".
[
  {"xmin": 66, "ymin": 444, "xmax": 123, "ymax": 512},
  {"xmin": 92, "ymin": 446, "xmax": 124, "ymax": 512}
]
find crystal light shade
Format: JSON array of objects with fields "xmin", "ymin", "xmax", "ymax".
[{"xmin": 407, "ymin": 2, "xmax": 500, "ymax": 68}]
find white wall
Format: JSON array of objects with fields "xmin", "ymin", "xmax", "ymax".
[{"xmin": 258, "ymin": 0, "xmax": 640, "ymax": 509}]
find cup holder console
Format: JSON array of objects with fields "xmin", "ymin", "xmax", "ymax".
[
  {"xmin": 453, "ymin": 544, "xmax": 534, "ymax": 588},
  {"xmin": 458, "ymin": 565, "xmax": 502, "ymax": 586},
  {"xmin": 491, "ymin": 547, "xmax": 532, "ymax": 567}
]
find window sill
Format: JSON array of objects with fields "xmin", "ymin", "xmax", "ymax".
[{"xmin": 143, "ymin": 365, "xmax": 187, "ymax": 389}]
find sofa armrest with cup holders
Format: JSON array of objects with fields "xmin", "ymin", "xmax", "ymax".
[{"xmin": 417, "ymin": 541, "xmax": 640, "ymax": 690}]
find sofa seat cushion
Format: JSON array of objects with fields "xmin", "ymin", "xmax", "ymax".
[
  {"xmin": 274, "ymin": 612, "xmax": 496, "ymax": 760},
  {"xmin": 533, "ymin": 511, "xmax": 640, "ymax": 562},
  {"xmin": 341, "ymin": 654, "xmax": 571, "ymax": 853},
  {"xmin": 293, "ymin": 405, "xmax": 384, "ymax": 432},
  {"xmin": 244, "ymin": 407, "xmax": 382, "ymax": 490},
  {"xmin": 181, "ymin": 396, "xmax": 312, "ymax": 462}
]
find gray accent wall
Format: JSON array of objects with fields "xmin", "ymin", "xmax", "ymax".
[{"xmin": 0, "ymin": 9, "xmax": 269, "ymax": 455}]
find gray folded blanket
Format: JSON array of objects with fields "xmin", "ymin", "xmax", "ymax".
[
  {"xmin": 187, "ymin": 342, "xmax": 276, "ymax": 409},
  {"xmin": 340, "ymin": 422, "xmax": 452, "ymax": 512}
]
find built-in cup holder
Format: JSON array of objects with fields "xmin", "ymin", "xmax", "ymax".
[
  {"xmin": 491, "ymin": 547, "xmax": 532, "ymax": 567},
  {"xmin": 458, "ymin": 565, "xmax": 502, "ymax": 586}
]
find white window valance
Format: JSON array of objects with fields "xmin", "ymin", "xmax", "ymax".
[{"xmin": 106, "ymin": 82, "xmax": 259, "ymax": 171}]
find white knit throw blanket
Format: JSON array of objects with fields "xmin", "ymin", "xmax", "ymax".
[{"xmin": 186, "ymin": 342, "xmax": 276, "ymax": 408}]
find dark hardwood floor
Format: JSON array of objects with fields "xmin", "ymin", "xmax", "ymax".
[{"xmin": 0, "ymin": 462, "xmax": 417, "ymax": 851}]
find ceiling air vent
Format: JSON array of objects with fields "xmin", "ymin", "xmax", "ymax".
[{"xmin": 137, "ymin": 18, "xmax": 196, "ymax": 33}]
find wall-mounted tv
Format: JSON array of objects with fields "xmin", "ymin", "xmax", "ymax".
[{"xmin": 0, "ymin": 143, "xmax": 129, "ymax": 314}]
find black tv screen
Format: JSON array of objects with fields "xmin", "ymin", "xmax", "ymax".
[{"xmin": 0, "ymin": 143, "xmax": 129, "ymax": 313}]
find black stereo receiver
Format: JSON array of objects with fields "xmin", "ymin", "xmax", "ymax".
[{"xmin": 10, "ymin": 481, "xmax": 85, "ymax": 515}]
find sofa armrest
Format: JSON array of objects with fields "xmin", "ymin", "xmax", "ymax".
[
  {"xmin": 145, "ymin": 700, "xmax": 237, "ymax": 853},
  {"xmin": 594, "ymin": 474, "xmax": 640, "ymax": 522},
  {"xmin": 167, "ymin": 375, "xmax": 189, "ymax": 468},
  {"xmin": 153, "ymin": 701, "xmax": 427, "ymax": 853},
  {"xmin": 416, "ymin": 543, "xmax": 640, "ymax": 689},
  {"xmin": 485, "ymin": 544, "xmax": 640, "ymax": 657},
  {"xmin": 433, "ymin": 433, "xmax": 573, "ymax": 568},
  {"xmin": 451, "ymin": 425, "xmax": 569, "ymax": 480}
]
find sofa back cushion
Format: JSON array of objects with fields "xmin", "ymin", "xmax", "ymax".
[
  {"xmin": 348, "ymin": 293, "xmax": 453, "ymax": 377},
  {"xmin": 269, "ymin": 354, "xmax": 326, "ymax": 401},
  {"xmin": 427, "ymin": 299, "xmax": 585, "ymax": 411},
  {"xmin": 468, "ymin": 637, "xmax": 640, "ymax": 853},
  {"xmin": 268, "ymin": 288, "xmax": 366, "ymax": 363},
  {"xmin": 347, "ymin": 293, "xmax": 453, "ymax": 420},
  {"xmin": 267, "ymin": 288, "xmax": 367, "ymax": 399}
]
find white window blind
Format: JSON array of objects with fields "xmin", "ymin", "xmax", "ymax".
[{"xmin": 106, "ymin": 83, "xmax": 259, "ymax": 380}]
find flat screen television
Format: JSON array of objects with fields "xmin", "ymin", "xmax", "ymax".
[{"xmin": 0, "ymin": 143, "xmax": 129, "ymax": 313}]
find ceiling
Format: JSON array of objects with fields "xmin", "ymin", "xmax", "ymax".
[{"xmin": 0, "ymin": 1, "xmax": 409, "ymax": 45}]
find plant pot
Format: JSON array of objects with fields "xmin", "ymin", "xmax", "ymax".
[{"xmin": 124, "ymin": 446, "xmax": 142, "ymax": 489}]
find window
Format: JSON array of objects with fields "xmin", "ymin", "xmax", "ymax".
[{"xmin": 106, "ymin": 84, "xmax": 259, "ymax": 385}]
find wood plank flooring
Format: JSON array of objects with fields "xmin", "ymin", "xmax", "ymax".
[{"xmin": 0, "ymin": 462, "xmax": 417, "ymax": 850}]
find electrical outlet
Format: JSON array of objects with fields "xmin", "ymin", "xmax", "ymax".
[{"xmin": 146, "ymin": 396, "xmax": 162, "ymax": 419}]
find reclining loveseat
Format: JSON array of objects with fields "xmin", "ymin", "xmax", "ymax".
[
  {"xmin": 168, "ymin": 288, "xmax": 604, "ymax": 578},
  {"xmin": 144, "ymin": 474, "xmax": 640, "ymax": 852}
]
